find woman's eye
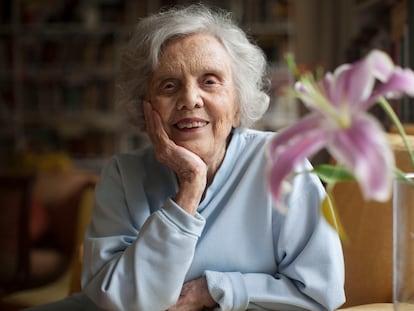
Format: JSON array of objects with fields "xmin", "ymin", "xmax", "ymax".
[
  {"xmin": 160, "ymin": 81, "xmax": 176, "ymax": 91},
  {"xmin": 203, "ymin": 76, "xmax": 219, "ymax": 85}
]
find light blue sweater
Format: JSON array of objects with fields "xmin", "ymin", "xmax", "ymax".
[{"xmin": 81, "ymin": 128, "xmax": 345, "ymax": 311}]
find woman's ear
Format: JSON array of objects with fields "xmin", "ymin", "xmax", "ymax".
[{"xmin": 232, "ymin": 108, "xmax": 240, "ymax": 128}]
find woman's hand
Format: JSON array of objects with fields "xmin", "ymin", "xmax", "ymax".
[
  {"xmin": 167, "ymin": 277, "xmax": 217, "ymax": 311},
  {"xmin": 144, "ymin": 101, "xmax": 207, "ymax": 215}
]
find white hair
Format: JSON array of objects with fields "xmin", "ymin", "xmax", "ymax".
[{"xmin": 116, "ymin": 4, "xmax": 270, "ymax": 130}]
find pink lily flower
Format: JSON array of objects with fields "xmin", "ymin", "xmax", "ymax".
[{"xmin": 268, "ymin": 49, "xmax": 414, "ymax": 205}]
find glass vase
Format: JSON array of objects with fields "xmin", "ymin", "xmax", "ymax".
[{"xmin": 394, "ymin": 173, "xmax": 414, "ymax": 311}]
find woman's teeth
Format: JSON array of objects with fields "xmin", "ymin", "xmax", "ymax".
[{"xmin": 176, "ymin": 121, "xmax": 207, "ymax": 129}]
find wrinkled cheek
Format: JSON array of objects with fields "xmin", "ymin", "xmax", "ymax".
[{"xmin": 215, "ymin": 117, "xmax": 234, "ymax": 137}]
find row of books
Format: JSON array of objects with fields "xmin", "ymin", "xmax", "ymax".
[
  {"xmin": 0, "ymin": 33, "xmax": 116, "ymax": 71},
  {"xmin": 240, "ymin": 0, "xmax": 290, "ymax": 25},
  {"xmin": 22, "ymin": 124, "xmax": 118, "ymax": 159},
  {"xmin": 0, "ymin": 80, "xmax": 115, "ymax": 122},
  {"xmin": 0, "ymin": 1, "xmax": 12, "ymax": 25},
  {"xmin": 23, "ymin": 80, "xmax": 115, "ymax": 117},
  {"xmin": 0, "ymin": 0, "xmax": 131, "ymax": 26},
  {"xmin": 345, "ymin": 0, "xmax": 414, "ymax": 126},
  {"xmin": 154, "ymin": 0, "xmax": 291, "ymax": 27},
  {"xmin": 2, "ymin": 0, "xmax": 285, "ymax": 27},
  {"xmin": 390, "ymin": 0, "xmax": 414, "ymax": 124}
]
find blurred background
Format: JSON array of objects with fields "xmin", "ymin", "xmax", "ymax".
[
  {"xmin": 0, "ymin": 0, "xmax": 412, "ymax": 310},
  {"xmin": 1, "ymin": 0, "xmax": 411, "ymax": 173}
]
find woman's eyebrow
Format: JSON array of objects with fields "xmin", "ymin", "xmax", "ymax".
[{"xmin": 151, "ymin": 71, "xmax": 180, "ymax": 84}]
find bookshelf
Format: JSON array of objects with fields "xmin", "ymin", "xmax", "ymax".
[
  {"xmin": 0, "ymin": 0, "xmax": 145, "ymax": 170},
  {"xmin": 0, "ymin": 0, "xmax": 294, "ymax": 171},
  {"xmin": 390, "ymin": 0, "xmax": 414, "ymax": 125},
  {"xmin": 346, "ymin": 0, "xmax": 395, "ymax": 62},
  {"xmin": 346, "ymin": 0, "xmax": 414, "ymax": 128}
]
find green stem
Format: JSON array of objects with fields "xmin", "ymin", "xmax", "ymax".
[
  {"xmin": 284, "ymin": 53, "xmax": 299, "ymax": 79},
  {"xmin": 378, "ymin": 96, "xmax": 414, "ymax": 170}
]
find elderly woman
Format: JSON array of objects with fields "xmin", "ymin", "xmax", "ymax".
[{"xmin": 27, "ymin": 4, "xmax": 345, "ymax": 311}]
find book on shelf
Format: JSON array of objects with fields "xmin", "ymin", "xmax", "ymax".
[
  {"xmin": 390, "ymin": 0, "xmax": 414, "ymax": 125},
  {"xmin": 241, "ymin": 0, "xmax": 290, "ymax": 25},
  {"xmin": 0, "ymin": 1, "xmax": 12, "ymax": 25},
  {"xmin": 0, "ymin": 35, "xmax": 12, "ymax": 70}
]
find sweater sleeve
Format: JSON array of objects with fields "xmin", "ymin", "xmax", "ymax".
[
  {"xmin": 205, "ymin": 172, "xmax": 345, "ymax": 311},
  {"xmin": 81, "ymin": 157, "xmax": 205, "ymax": 311}
]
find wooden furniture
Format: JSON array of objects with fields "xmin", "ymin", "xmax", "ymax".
[
  {"xmin": 0, "ymin": 172, "xmax": 97, "ymax": 309},
  {"xmin": 0, "ymin": 174, "xmax": 35, "ymax": 293},
  {"xmin": 333, "ymin": 133, "xmax": 414, "ymax": 307},
  {"xmin": 338, "ymin": 303, "xmax": 393, "ymax": 310}
]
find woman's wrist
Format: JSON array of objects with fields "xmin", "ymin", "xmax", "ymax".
[{"xmin": 174, "ymin": 179, "xmax": 205, "ymax": 215}]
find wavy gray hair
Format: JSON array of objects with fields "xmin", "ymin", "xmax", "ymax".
[{"xmin": 116, "ymin": 4, "xmax": 270, "ymax": 130}]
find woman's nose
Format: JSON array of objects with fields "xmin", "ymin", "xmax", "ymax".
[{"xmin": 176, "ymin": 84, "xmax": 203, "ymax": 110}]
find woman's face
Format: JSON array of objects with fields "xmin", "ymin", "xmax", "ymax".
[{"xmin": 147, "ymin": 33, "xmax": 239, "ymax": 168}]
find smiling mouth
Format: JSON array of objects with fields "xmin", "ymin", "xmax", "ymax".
[{"xmin": 176, "ymin": 121, "xmax": 208, "ymax": 129}]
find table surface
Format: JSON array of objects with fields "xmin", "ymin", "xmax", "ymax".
[{"xmin": 338, "ymin": 303, "xmax": 393, "ymax": 310}]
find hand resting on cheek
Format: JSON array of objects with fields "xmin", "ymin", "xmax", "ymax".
[{"xmin": 144, "ymin": 101, "xmax": 208, "ymax": 215}]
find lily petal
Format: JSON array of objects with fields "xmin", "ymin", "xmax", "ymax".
[
  {"xmin": 323, "ymin": 66, "xmax": 361, "ymax": 112},
  {"xmin": 371, "ymin": 68, "xmax": 414, "ymax": 99},
  {"xmin": 331, "ymin": 50, "xmax": 395, "ymax": 112},
  {"xmin": 322, "ymin": 72, "xmax": 334, "ymax": 101},
  {"xmin": 345, "ymin": 59, "xmax": 375, "ymax": 107},
  {"xmin": 328, "ymin": 114, "xmax": 394, "ymax": 201},
  {"xmin": 269, "ymin": 130, "xmax": 328, "ymax": 203},
  {"xmin": 269, "ymin": 113, "xmax": 324, "ymax": 158},
  {"xmin": 330, "ymin": 63, "xmax": 370, "ymax": 108},
  {"xmin": 366, "ymin": 49, "xmax": 395, "ymax": 82}
]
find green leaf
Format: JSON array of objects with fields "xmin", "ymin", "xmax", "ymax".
[{"xmin": 310, "ymin": 164, "xmax": 356, "ymax": 185}]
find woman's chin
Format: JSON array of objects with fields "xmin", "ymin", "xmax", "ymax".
[{"xmin": 175, "ymin": 140, "xmax": 206, "ymax": 155}]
